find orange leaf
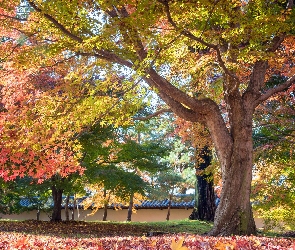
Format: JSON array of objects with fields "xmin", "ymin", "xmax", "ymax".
[{"xmin": 171, "ymin": 237, "xmax": 189, "ymax": 250}]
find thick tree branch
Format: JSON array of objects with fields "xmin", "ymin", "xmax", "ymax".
[
  {"xmin": 243, "ymin": 36, "xmax": 285, "ymax": 104},
  {"xmin": 145, "ymin": 68, "xmax": 201, "ymax": 111},
  {"xmin": 154, "ymin": 91, "xmax": 200, "ymax": 122},
  {"xmin": 245, "ymin": 61, "xmax": 269, "ymax": 98},
  {"xmin": 268, "ymin": 35, "xmax": 285, "ymax": 53},
  {"xmin": 254, "ymin": 75, "xmax": 295, "ymax": 106}
]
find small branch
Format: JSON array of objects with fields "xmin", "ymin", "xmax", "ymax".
[
  {"xmin": 0, "ymin": 14, "xmax": 27, "ymax": 22},
  {"xmin": 150, "ymin": 34, "xmax": 182, "ymax": 66},
  {"xmin": 157, "ymin": 0, "xmax": 239, "ymax": 81},
  {"xmin": 157, "ymin": 0, "xmax": 178, "ymax": 29},
  {"xmin": 40, "ymin": 55, "xmax": 76, "ymax": 68},
  {"xmin": 27, "ymin": 0, "xmax": 83, "ymax": 43},
  {"xmin": 215, "ymin": 47, "xmax": 240, "ymax": 82},
  {"xmin": 0, "ymin": 43, "xmax": 19, "ymax": 62},
  {"xmin": 133, "ymin": 108, "xmax": 172, "ymax": 121},
  {"xmin": 77, "ymin": 51, "xmax": 133, "ymax": 68}
]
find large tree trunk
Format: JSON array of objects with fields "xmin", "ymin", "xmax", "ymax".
[
  {"xmin": 208, "ymin": 93, "xmax": 256, "ymax": 236},
  {"xmin": 51, "ymin": 185, "xmax": 63, "ymax": 222},
  {"xmin": 189, "ymin": 147, "xmax": 216, "ymax": 221},
  {"xmin": 209, "ymin": 146, "xmax": 256, "ymax": 235},
  {"xmin": 145, "ymin": 68, "xmax": 258, "ymax": 236}
]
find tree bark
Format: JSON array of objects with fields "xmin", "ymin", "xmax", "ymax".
[
  {"xmin": 189, "ymin": 147, "xmax": 216, "ymax": 221},
  {"xmin": 207, "ymin": 90, "xmax": 256, "ymax": 236},
  {"xmin": 145, "ymin": 68, "xmax": 259, "ymax": 235},
  {"xmin": 51, "ymin": 185, "xmax": 63, "ymax": 222},
  {"xmin": 36, "ymin": 209, "xmax": 40, "ymax": 221}
]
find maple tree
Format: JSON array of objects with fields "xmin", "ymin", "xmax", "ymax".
[
  {"xmin": 0, "ymin": 1, "xmax": 145, "ymax": 182},
  {"xmin": 1, "ymin": 0, "xmax": 295, "ymax": 236}
]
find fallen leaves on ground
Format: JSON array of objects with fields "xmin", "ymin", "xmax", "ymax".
[{"xmin": 0, "ymin": 221, "xmax": 294, "ymax": 249}]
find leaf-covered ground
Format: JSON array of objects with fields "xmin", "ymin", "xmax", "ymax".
[{"xmin": 0, "ymin": 220, "xmax": 294, "ymax": 249}]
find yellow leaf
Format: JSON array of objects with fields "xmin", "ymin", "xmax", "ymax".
[
  {"xmin": 151, "ymin": 239, "xmax": 157, "ymax": 247},
  {"xmin": 214, "ymin": 241, "xmax": 236, "ymax": 250},
  {"xmin": 170, "ymin": 237, "xmax": 189, "ymax": 250}
]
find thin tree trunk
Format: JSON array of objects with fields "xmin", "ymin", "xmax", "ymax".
[
  {"xmin": 166, "ymin": 193, "xmax": 172, "ymax": 221},
  {"xmin": 65, "ymin": 194, "xmax": 70, "ymax": 221},
  {"xmin": 189, "ymin": 147, "xmax": 216, "ymax": 221},
  {"xmin": 126, "ymin": 193, "xmax": 134, "ymax": 222},
  {"xmin": 102, "ymin": 189, "xmax": 108, "ymax": 221},
  {"xmin": 36, "ymin": 208, "xmax": 40, "ymax": 221},
  {"xmin": 72, "ymin": 197, "xmax": 76, "ymax": 221},
  {"xmin": 51, "ymin": 185, "xmax": 63, "ymax": 222}
]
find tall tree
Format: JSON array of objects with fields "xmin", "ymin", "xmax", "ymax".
[
  {"xmin": 1, "ymin": 0, "xmax": 295, "ymax": 235},
  {"xmin": 190, "ymin": 147, "xmax": 216, "ymax": 222},
  {"xmin": 174, "ymin": 118, "xmax": 217, "ymax": 222}
]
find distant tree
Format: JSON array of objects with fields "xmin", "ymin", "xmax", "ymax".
[
  {"xmin": 0, "ymin": 178, "xmax": 27, "ymax": 215},
  {"xmin": 78, "ymin": 122, "xmax": 169, "ymax": 221},
  {"xmin": 0, "ymin": 177, "xmax": 54, "ymax": 220},
  {"xmin": 252, "ymin": 81, "xmax": 295, "ymax": 230},
  {"xmin": 149, "ymin": 170, "xmax": 184, "ymax": 221}
]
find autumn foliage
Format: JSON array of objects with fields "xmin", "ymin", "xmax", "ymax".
[
  {"xmin": 0, "ymin": 62, "xmax": 84, "ymax": 181},
  {"xmin": 1, "ymin": 0, "xmax": 295, "ymax": 237},
  {"xmin": 0, "ymin": 221, "xmax": 295, "ymax": 249}
]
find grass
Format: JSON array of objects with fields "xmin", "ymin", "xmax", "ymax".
[
  {"xmin": 128, "ymin": 219, "xmax": 213, "ymax": 235},
  {"xmin": 0, "ymin": 219, "xmax": 213, "ymax": 238}
]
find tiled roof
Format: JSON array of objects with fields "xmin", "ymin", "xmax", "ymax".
[
  {"xmin": 19, "ymin": 198, "xmax": 44, "ymax": 207},
  {"xmin": 19, "ymin": 197, "xmax": 195, "ymax": 210},
  {"xmin": 135, "ymin": 199, "xmax": 195, "ymax": 209}
]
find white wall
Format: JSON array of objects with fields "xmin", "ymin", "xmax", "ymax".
[
  {"xmin": 0, "ymin": 208, "xmax": 193, "ymax": 222},
  {"xmin": 1, "ymin": 208, "xmax": 265, "ymax": 230}
]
